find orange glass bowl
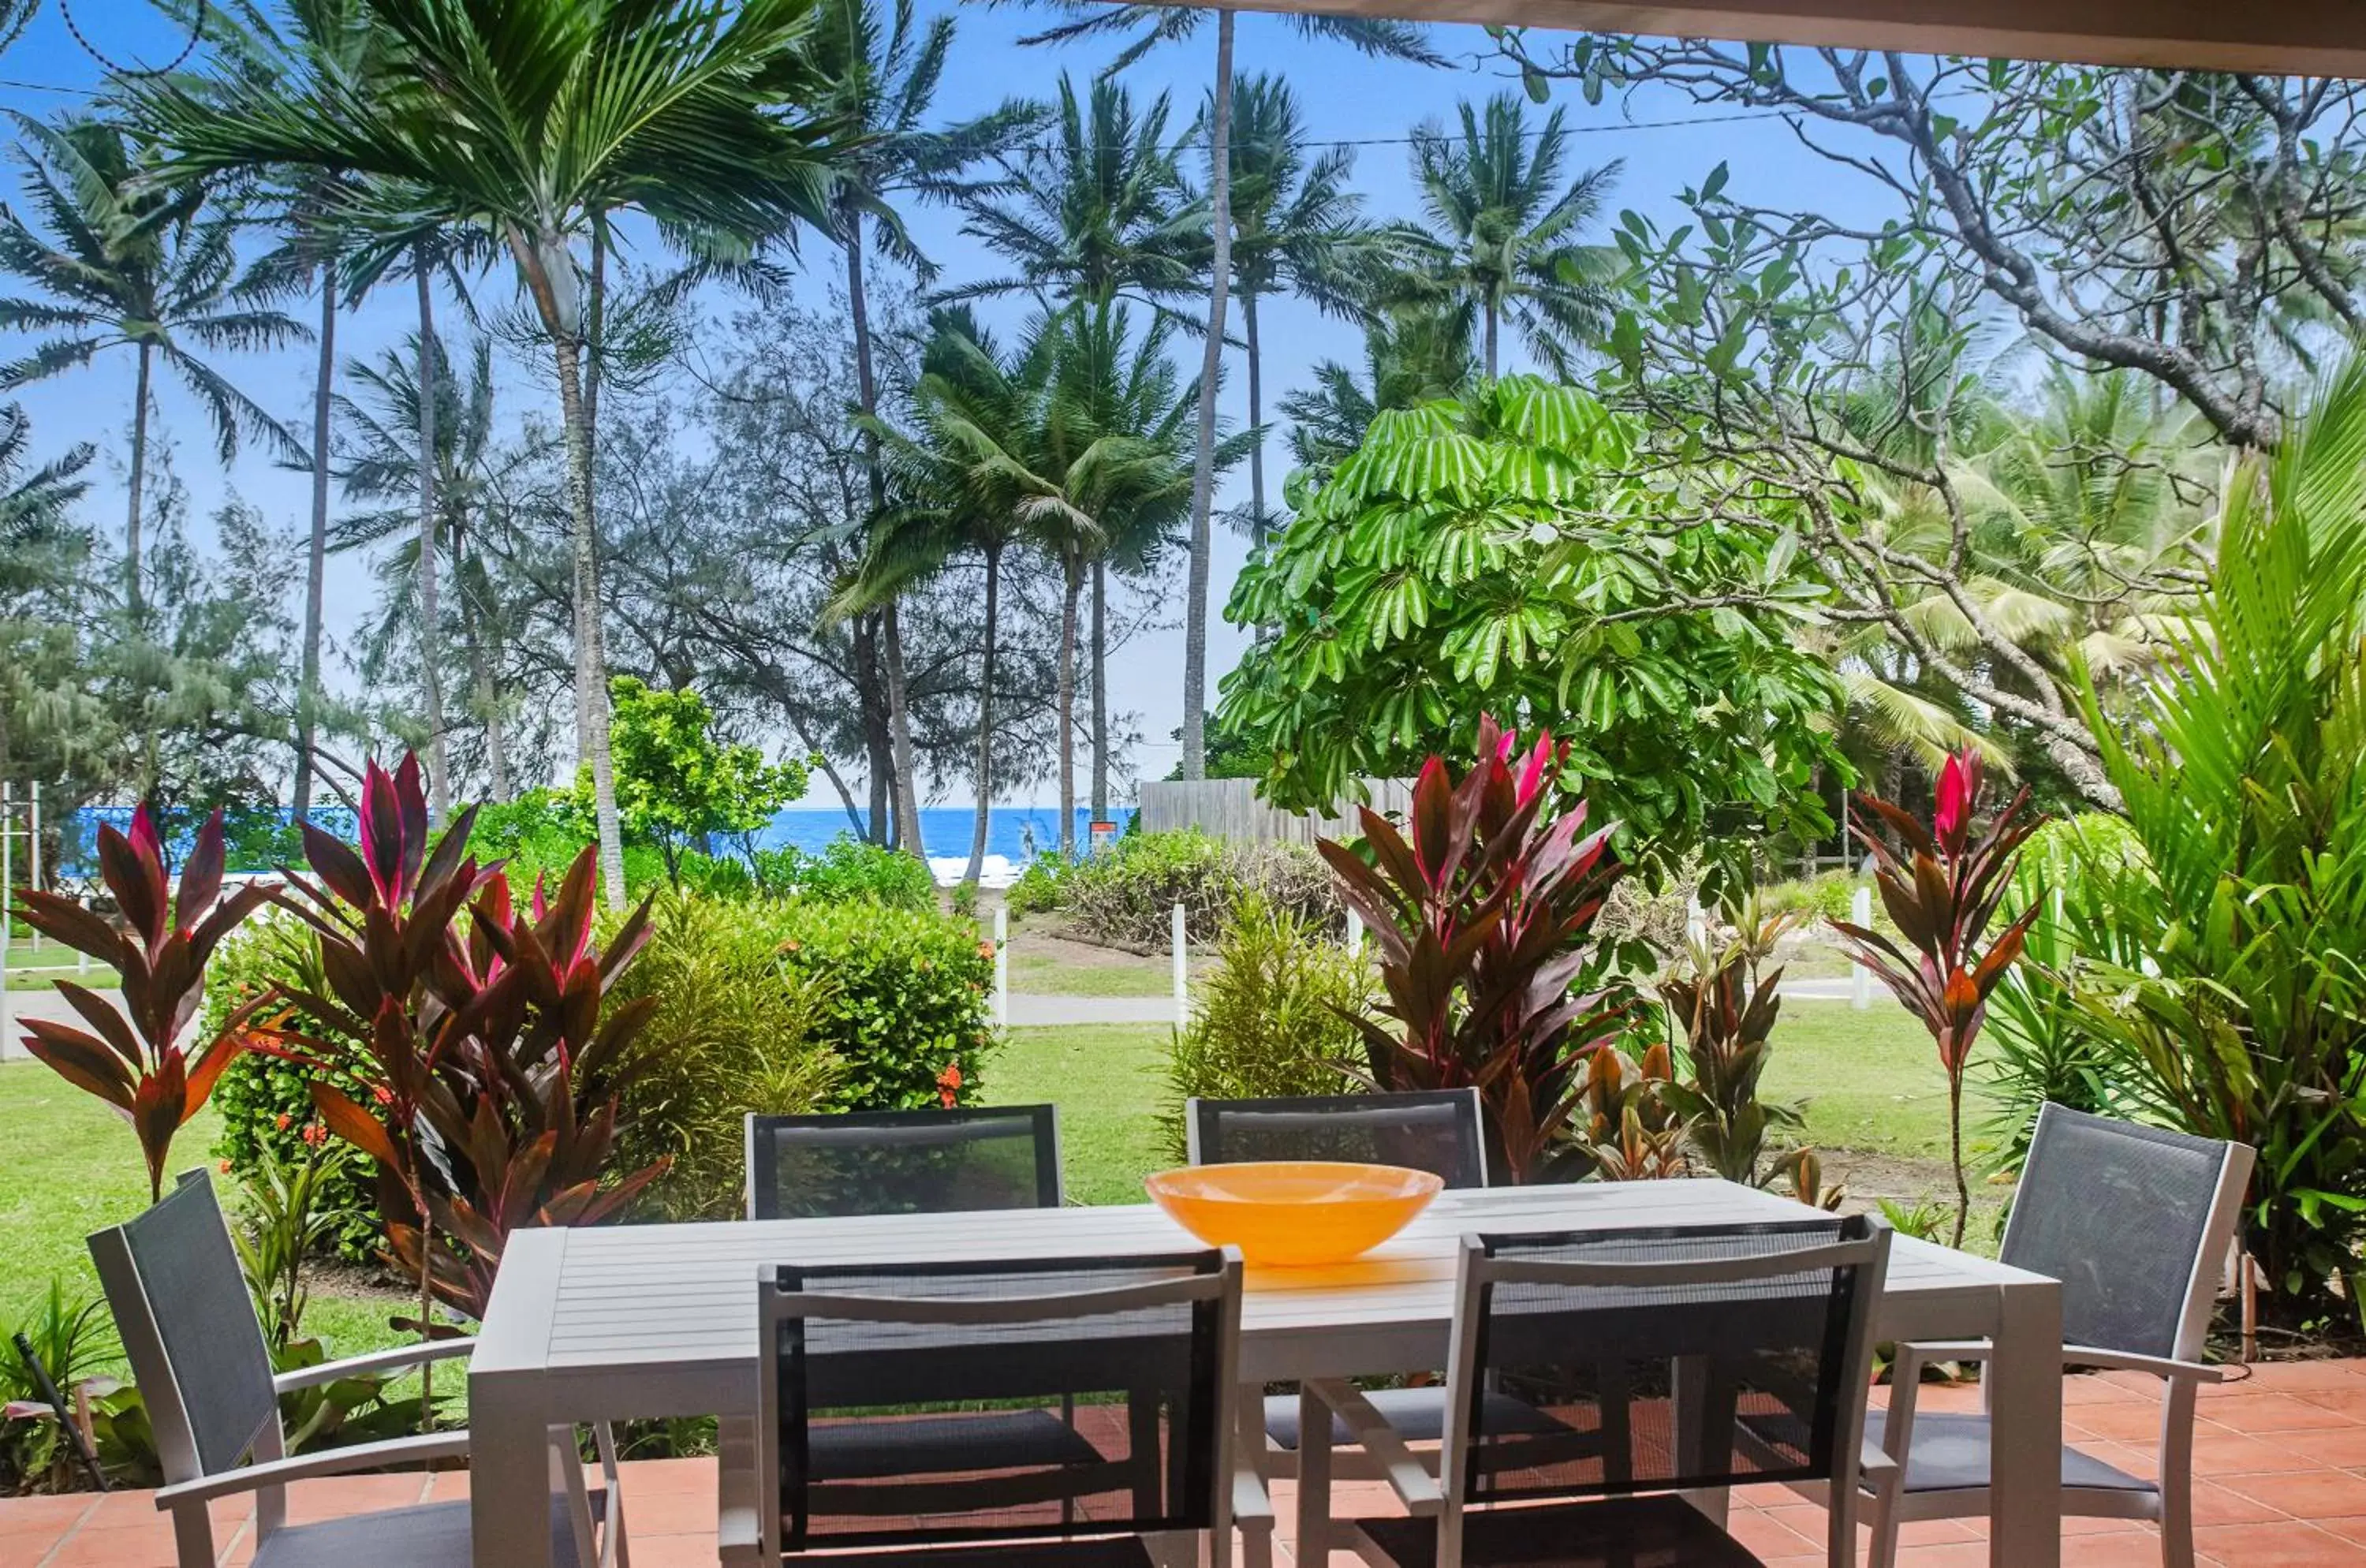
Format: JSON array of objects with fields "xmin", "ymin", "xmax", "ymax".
[{"xmin": 1144, "ymin": 1161, "xmax": 1445, "ymax": 1266}]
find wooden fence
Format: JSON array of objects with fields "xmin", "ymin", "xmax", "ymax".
[{"xmin": 1136, "ymin": 778, "xmax": 1412, "ymax": 847}]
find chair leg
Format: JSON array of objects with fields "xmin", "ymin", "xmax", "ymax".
[
  {"xmin": 2159, "ymin": 1379, "xmax": 2199, "ymax": 1568},
  {"xmin": 1863, "ymin": 1484, "xmax": 1901, "ymax": 1568}
]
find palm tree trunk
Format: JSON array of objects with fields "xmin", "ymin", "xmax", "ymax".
[
  {"xmin": 456, "ymin": 528, "xmax": 509, "ymax": 800},
  {"xmin": 1484, "ymin": 299, "xmax": 1500, "ymax": 379},
  {"xmin": 883, "ymin": 603, "xmax": 925, "ymax": 856},
  {"xmin": 1179, "ymin": 6, "xmax": 1235, "ymax": 782},
  {"xmin": 510, "ymin": 224, "xmax": 627, "ymax": 909},
  {"xmin": 125, "ymin": 341, "xmax": 152, "ymax": 615},
  {"xmin": 414, "ymin": 262, "xmax": 451, "ymax": 823},
  {"xmin": 294, "ymin": 262, "xmax": 336, "ymax": 822},
  {"xmin": 1244, "ymin": 286, "xmax": 1266, "ymax": 551},
  {"xmin": 965, "ymin": 543, "xmax": 1002, "ymax": 887},
  {"xmin": 1091, "ymin": 559, "xmax": 1108, "ymax": 823},
  {"xmin": 1057, "ymin": 553, "xmax": 1082, "ymax": 857},
  {"xmin": 846, "ymin": 216, "xmax": 928, "ymax": 862}
]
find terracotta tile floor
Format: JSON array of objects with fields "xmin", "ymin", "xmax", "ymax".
[{"xmin": 13, "ymin": 1365, "xmax": 2366, "ymax": 1566}]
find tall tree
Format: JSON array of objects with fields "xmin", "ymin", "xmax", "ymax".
[
  {"xmin": 1281, "ymin": 297, "xmax": 1476, "ymax": 476},
  {"xmin": 0, "ymin": 114, "xmax": 304, "ymax": 610},
  {"xmin": 140, "ymin": 0, "xmax": 849, "ymax": 909},
  {"xmin": 998, "ymin": 2, "xmax": 1444, "ymax": 780},
  {"xmin": 1210, "ymin": 73, "xmax": 1374, "ymax": 547},
  {"xmin": 1389, "ymin": 91, "xmax": 1621, "ymax": 379},
  {"xmin": 815, "ymin": 0, "xmax": 1041, "ymax": 860}
]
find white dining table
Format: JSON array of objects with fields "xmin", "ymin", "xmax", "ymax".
[{"xmin": 469, "ymin": 1178, "xmax": 2062, "ymax": 1567}]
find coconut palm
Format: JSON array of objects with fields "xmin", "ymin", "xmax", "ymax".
[
  {"xmin": 844, "ymin": 308, "xmax": 1069, "ymax": 884},
  {"xmin": 1215, "ymin": 73, "xmax": 1377, "ymax": 544},
  {"xmin": 136, "ymin": 0, "xmax": 848, "ymax": 908},
  {"xmin": 815, "ymin": 0, "xmax": 1043, "ymax": 861},
  {"xmin": 1282, "ymin": 297, "xmax": 1477, "ymax": 474},
  {"xmin": 0, "ymin": 402, "xmax": 91, "ymax": 553},
  {"xmin": 953, "ymin": 73, "xmax": 1200, "ymax": 313},
  {"xmin": 0, "ymin": 114, "xmax": 305, "ymax": 610},
  {"xmin": 997, "ymin": 2, "xmax": 1445, "ymax": 780},
  {"xmin": 1388, "ymin": 91, "xmax": 1622, "ymax": 379},
  {"xmin": 327, "ymin": 330, "xmax": 523, "ymax": 797}
]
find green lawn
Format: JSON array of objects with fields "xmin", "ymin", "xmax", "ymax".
[
  {"xmin": 980, "ymin": 1005, "xmax": 1956, "ymax": 1205},
  {"xmin": 1006, "ymin": 950, "xmax": 1179, "ymax": 998}
]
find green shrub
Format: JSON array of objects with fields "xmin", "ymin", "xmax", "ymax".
[
  {"xmin": 1004, "ymin": 853, "xmax": 1074, "ymax": 917},
  {"xmin": 1156, "ymin": 894, "xmax": 1371, "ymax": 1162},
  {"xmin": 771, "ymin": 898, "xmax": 999, "ymax": 1111},
  {"xmin": 752, "ymin": 837, "xmax": 935, "ymax": 909},
  {"xmin": 606, "ymin": 894, "xmax": 844, "ymax": 1220},
  {"xmin": 205, "ymin": 917, "xmax": 381, "ymax": 1262},
  {"xmin": 1756, "ymin": 871, "xmax": 1862, "ymax": 925},
  {"xmin": 1051, "ymin": 830, "xmax": 1339, "ymax": 948},
  {"xmin": 467, "ymin": 787, "xmax": 666, "ymax": 895}
]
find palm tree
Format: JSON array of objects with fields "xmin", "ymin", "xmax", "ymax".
[
  {"xmin": 1282, "ymin": 297, "xmax": 1476, "ymax": 474},
  {"xmin": 953, "ymin": 73, "xmax": 1200, "ymax": 313},
  {"xmin": 1216, "ymin": 73, "xmax": 1376, "ymax": 546},
  {"xmin": 0, "ymin": 114, "xmax": 305, "ymax": 610},
  {"xmin": 1391, "ymin": 91, "xmax": 1622, "ymax": 379},
  {"xmin": 815, "ymin": 0, "xmax": 1042, "ymax": 861},
  {"xmin": 327, "ymin": 330, "xmax": 520, "ymax": 797},
  {"xmin": 998, "ymin": 2, "xmax": 1444, "ymax": 779},
  {"xmin": 846, "ymin": 308, "xmax": 1069, "ymax": 884},
  {"xmin": 137, "ymin": 0, "xmax": 848, "ymax": 909},
  {"xmin": 0, "ymin": 402, "xmax": 91, "ymax": 551}
]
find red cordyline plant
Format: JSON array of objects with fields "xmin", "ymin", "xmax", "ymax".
[
  {"xmin": 254, "ymin": 756, "xmax": 662, "ymax": 1413},
  {"xmin": 1831, "ymin": 749, "xmax": 2043, "ymax": 1247},
  {"xmin": 13, "ymin": 807, "xmax": 274, "ymax": 1203},
  {"xmin": 1319, "ymin": 715, "xmax": 1629, "ymax": 1182}
]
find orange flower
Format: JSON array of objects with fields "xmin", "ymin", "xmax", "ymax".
[
  {"xmin": 976, "ymin": 940, "xmax": 996, "ymax": 959},
  {"xmin": 935, "ymin": 1061, "xmax": 964, "ymax": 1108},
  {"xmin": 218, "ymin": 1159, "xmax": 233, "ymax": 1174},
  {"xmin": 274, "ymin": 1112, "xmax": 293, "ymax": 1132},
  {"xmin": 301, "ymin": 1122, "xmax": 327, "ymax": 1147},
  {"xmin": 371, "ymin": 1085, "xmax": 394, "ymax": 1107}
]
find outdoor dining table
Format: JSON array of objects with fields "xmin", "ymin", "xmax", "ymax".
[{"xmin": 468, "ymin": 1177, "xmax": 2064, "ymax": 1568}]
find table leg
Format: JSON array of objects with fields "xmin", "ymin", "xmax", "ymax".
[
  {"xmin": 1297, "ymin": 1385, "xmax": 1334, "ymax": 1563},
  {"xmin": 1987, "ymin": 1278, "xmax": 2064, "ymax": 1568},
  {"xmin": 471, "ymin": 1379, "xmax": 555, "ymax": 1568}
]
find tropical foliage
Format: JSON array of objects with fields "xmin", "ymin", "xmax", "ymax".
[{"xmin": 1222, "ymin": 375, "xmax": 1844, "ymax": 886}]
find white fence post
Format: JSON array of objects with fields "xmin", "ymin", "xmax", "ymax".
[
  {"xmin": 2, "ymin": 784, "xmax": 11, "ymax": 1059},
  {"xmin": 1172, "ymin": 902, "xmax": 1189, "ymax": 1029},
  {"xmin": 26, "ymin": 782, "xmax": 36, "ymax": 953},
  {"xmin": 1345, "ymin": 907, "xmax": 1364, "ymax": 952},
  {"xmin": 992, "ymin": 905, "xmax": 1009, "ymax": 1028},
  {"xmin": 1684, "ymin": 893, "xmax": 1707, "ymax": 948},
  {"xmin": 1850, "ymin": 884, "xmax": 1875, "ymax": 1010}
]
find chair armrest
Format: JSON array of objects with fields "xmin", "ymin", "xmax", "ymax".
[
  {"xmin": 1305, "ymin": 1379, "xmax": 1442, "ymax": 1516},
  {"xmin": 153, "ymin": 1432, "xmax": 471, "ymax": 1508},
  {"xmin": 2059, "ymin": 1347, "xmax": 2226, "ymax": 1384},
  {"xmin": 1233, "ymin": 1454, "xmax": 1274, "ymax": 1527},
  {"xmin": 273, "ymin": 1337, "xmax": 480, "ymax": 1394}
]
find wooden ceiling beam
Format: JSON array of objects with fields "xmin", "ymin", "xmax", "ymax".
[{"xmin": 1222, "ymin": 0, "xmax": 2366, "ymax": 77}]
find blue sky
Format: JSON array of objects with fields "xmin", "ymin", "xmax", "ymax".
[{"xmin": 0, "ymin": 2, "xmax": 1862, "ymax": 802}]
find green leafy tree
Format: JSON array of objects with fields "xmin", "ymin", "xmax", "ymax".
[
  {"xmin": 0, "ymin": 114, "xmax": 304, "ymax": 607},
  {"xmin": 1384, "ymin": 92, "xmax": 1621, "ymax": 379},
  {"xmin": 1220, "ymin": 376, "xmax": 1843, "ymax": 887},
  {"xmin": 582, "ymin": 676, "xmax": 811, "ymax": 885},
  {"xmin": 138, "ymin": 0, "xmax": 851, "ymax": 909},
  {"xmin": 994, "ymin": 1, "xmax": 1445, "ymax": 781}
]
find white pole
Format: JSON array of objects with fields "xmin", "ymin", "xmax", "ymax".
[
  {"xmin": 992, "ymin": 905, "xmax": 1009, "ymax": 1028},
  {"xmin": 2, "ymin": 784, "xmax": 12, "ymax": 1058},
  {"xmin": 26, "ymin": 782, "xmax": 37, "ymax": 953},
  {"xmin": 77, "ymin": 895, "xmax": 89, "ymax": 977},
  {"xmin": 1172, "ymin": 902, "xmax": 1189, "ymax": 1029},
  {"xmin": 1345, "ymin": 907, "xmax": 1363, "ymax": 952},
  {"xmin": 1685, "ymin": 892, "xmax": 1707, "ymax": 948},
  {"xmin": 1851, "ymin": 884, "xmax": 1875, "ymax": 1010}
]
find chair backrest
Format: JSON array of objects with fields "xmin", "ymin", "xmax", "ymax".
[
  {"xmin": 1186, "ymin": 1088, "xmax": 1488, "ymax": 1188},
  {"xmin": 1437, "ymin": 1215, "xmax": 1890, "ymax": 1526},
  {"xmin": 745, "ymin": 1105, "xmax": 1063, "ymax": 1219},
  {"xmin": 2002, "ymin": 1103, "xmax": 2255, "ymax": 1361},
  {"xmin": 755, "ymin": 1249, "xmax": 1241, "ymax": 1556},
  {"xmin": 87, "ymin": 1172, "xmax": 280, "ymax": 1486}
]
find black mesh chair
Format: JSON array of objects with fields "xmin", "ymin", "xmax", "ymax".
[
  {"xmin": 1322, "ymin": 1215, "xmax": 1893, "ymax": 1568},
  {"xmin": 87, "ymin": 1171, "xmax": 623, "ymax": 1568},
  {"xmin": 745, "ymin": 1105, "xmax": 1062, "ymax": 1219},
  {"xmin": 1189, "ymin": 1088, "xmax": 1492, "ymax": 1562},
  {"xmin": 1850, "ymin": 1105, "xmax": 2255, "ymax": 1568},
  {"xmin": 721, "ymin": 1249, "xmax": 1252, "ymax": 1567},
  {"xmin": 1187, "ymin": 1089, "xmax": 1489, "ymax": 1189}
]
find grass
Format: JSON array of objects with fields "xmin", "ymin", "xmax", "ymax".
[
  {"xmin": 0, "ymin": 1063, "xmax": 416, "ymax": 1373},
  {"xmin": 981, "ymin": 1004, "xmax": 1957, "ymax": 1205}
]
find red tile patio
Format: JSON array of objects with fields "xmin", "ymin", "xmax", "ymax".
[{"xmin": 11, "ymin": 1365, "xmax": 2366, "ymax": 1566}]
